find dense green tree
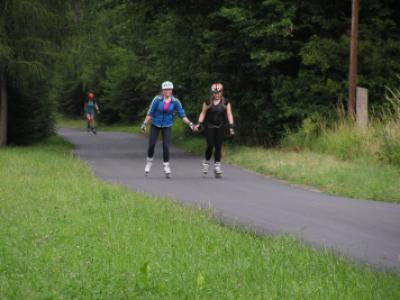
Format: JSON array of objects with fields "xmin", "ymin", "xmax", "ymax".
[{"xmin": 0, "ymin": 0, "xmax": 67, "ymax": 145}]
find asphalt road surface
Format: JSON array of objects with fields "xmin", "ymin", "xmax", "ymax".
[{"xmin": 59, "ymin": 128, "xmax": 400, "ymax": 272}]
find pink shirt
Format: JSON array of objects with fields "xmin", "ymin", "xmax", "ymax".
[{"xmin": 164, "ymin": 100, "xmax": 171, "ymax": 112}]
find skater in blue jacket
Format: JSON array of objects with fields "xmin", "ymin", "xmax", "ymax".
[{"xmin": 141, "ymin": 81, "xmax": 196, "ymax": 178}]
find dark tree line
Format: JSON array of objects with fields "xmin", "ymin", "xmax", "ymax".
[{"xmin": 1, "ymin": 0, "xmax": 400, "ymax": 145}]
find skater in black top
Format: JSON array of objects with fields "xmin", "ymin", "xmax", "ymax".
[{"xmin": 195, "ymin": 83, "xmax": 234, "ymax": 177}]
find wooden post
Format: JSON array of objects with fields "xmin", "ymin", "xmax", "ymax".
[
  {"xmin": 356, "ymin": 87, "xmax": 368, "ymax": 129},
  {"xmin": 348, "ymin": 0, "xmax": 360, "ymax": 120}
]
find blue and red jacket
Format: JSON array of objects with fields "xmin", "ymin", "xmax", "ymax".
[{"xmin": 147, "ymin": 95, "xmax": 186, "ymax": 127}]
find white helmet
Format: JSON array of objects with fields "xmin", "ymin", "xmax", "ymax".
[
  {"xmin": 211, "ymin": 83, "xmax": 223, "ymax": 93},
  {"xmin": 161, "ymin": 81, "xmax": 174, "ymax": 90}
]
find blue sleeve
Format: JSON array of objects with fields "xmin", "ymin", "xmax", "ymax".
[
  {"xmin": 147, "ymin": 96, "xmax": 159, "ymax": 117},
  {"xmin": 174, "ymin": 99, "xmax": 186, "ymax": 119}
]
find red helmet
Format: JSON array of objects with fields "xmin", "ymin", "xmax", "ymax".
[
  {"xmin": 88, "ymin": 92, "xmax": 95, "ymax": 100},
  {"xmin": 211, "ymin": 83, "xmax": 223, "ymax": 93}
]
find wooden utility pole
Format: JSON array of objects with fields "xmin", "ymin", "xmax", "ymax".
[{"xmin": 348, "ymin": 0, "xmax": 360, "ymax": 119}]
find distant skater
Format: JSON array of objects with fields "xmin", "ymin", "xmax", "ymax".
[{"xmin": 84, "ymin": 92, "xmax": 100, "ymax": 134}]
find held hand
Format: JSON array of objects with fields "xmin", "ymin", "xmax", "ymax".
[
  {"xmin": 194, "ymin": 122, "xmax": 202, "ymax": 132},
  {"xmin": 229, "ymin": 128, "xmax": 235, "ymax": 136},
  {"xmin": 189, "ymin": 123, "xmax": 198, "ymax": 132},
  {"xmin": 97, "ymin": 110, "xmax": 101, "ymax": 115}
]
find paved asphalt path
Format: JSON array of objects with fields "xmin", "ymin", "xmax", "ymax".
[{"xmin": 59, "ymin": 128, "xmax": 400, "ymax": 272}]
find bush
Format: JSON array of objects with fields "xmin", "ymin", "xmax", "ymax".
[{"xmin": 281, "ymin": 113, "xmax": 324, "ymax": 150}]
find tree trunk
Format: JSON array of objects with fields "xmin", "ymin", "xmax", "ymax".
[
  {"xmin": 348, "ymin": 0, "xmax": 360, "ymax": 120},
  {"xmin": 0, "ymin": 73, "xmax": 8, "ymax": 147}
]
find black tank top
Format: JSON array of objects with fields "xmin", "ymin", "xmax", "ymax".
[{"xmin": 205, "ymin": 99, "xmax": 229, "ymax": 128}]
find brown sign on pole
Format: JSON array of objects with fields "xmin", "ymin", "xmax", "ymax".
[{"xmin": 356, "ymin": 87, "xmax": 368, "ymax": 129}]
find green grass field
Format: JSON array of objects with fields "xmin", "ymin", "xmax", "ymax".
[
  {"xmin": 1, "ymin": 135, "xmax": 400, "ymax": 299},
  {"xmin": 225, "ymin": 146, "xmax": 400, "ymax": 202}
]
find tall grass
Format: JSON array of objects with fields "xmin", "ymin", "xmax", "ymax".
[
  {"xmin": 378, "ymin": 86, "xmax": 400, "ymax": 166},
  {"xmin": 282, "ymin": 89, "xmax": 400, "ymax": 167}
]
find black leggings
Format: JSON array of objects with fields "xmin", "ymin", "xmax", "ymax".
[
  {"xmin": 205, "ymin": 127, "xmax": 223, "ymax": 162},
  {"xmin": 147, "ymin": 125, "xmax": 172, "ymax": 162}
]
